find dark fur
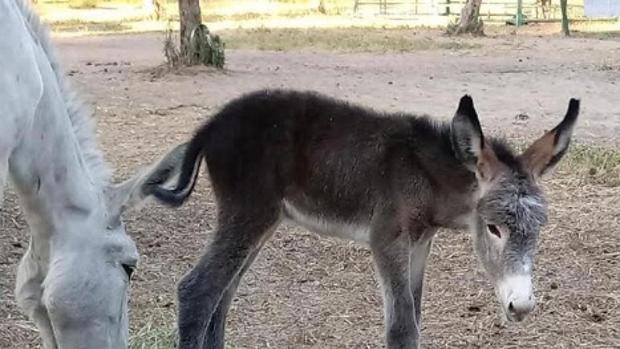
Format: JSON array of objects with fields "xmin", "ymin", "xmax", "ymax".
[
  {"xmin": 154, "ymin": 89, "xmax": 574, "ymax": 349},
  {"xmin": 155, "ymin": 90, "xmax": 522, "ymax": 216}
]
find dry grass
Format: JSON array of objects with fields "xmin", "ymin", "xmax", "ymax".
[
  {"xmin": 201, "ymin": 9, "xmax": 319, "ymax": 23},
  {"xmin": 47, "ymin": 22, "xmax": 482, "ymax": 53},
  {"xmin": 129, "ymin": 329, "xmax": 176, "ymax": 349},
  {"xmin": 48, "ymin": 19, "xmax": 131, "ymax": 32},
  {"xmin": 561, "ymin": 144, "xmax": 620, "ymax": 186},
  {"xmin": 572, "ymin": 30, "xmax": 620, "ymax": 40},
  {"xmin": 128, "ymin": 314, "xmax": 176, "ymax": 349},
  {"xmin": 220, "ymin": 27, "xmax": 481, "ymax": 52},
  {"xmin": 68, "ymin": 0, "xmax": 99, "ymax": 9}
]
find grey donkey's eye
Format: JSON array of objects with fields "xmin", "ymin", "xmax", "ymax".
[
  {"xmin": 106, "ymin": 215, "xmax": 122, "ymax": 230},
  {"xmin": 487, "ymin": 224, "xmax": 502, "ymax": 239},
  {"xmin": 121, "ymin": 264, "xmax": 135, "ymax": 280}
]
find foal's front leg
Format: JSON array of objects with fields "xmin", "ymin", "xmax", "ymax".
[
  {"xmin": 407, "ymin": 233, "xmax": 433, "ymax": 344},
  {"xmin": 371, "ymin": 230, "xmax": 433, "ymax": 349}
]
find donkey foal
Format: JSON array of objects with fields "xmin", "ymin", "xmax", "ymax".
[{"xmin": 154, "ymin": 90, "xmax": 579, "ymax": 349}]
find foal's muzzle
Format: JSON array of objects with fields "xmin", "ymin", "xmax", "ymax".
[
  {"xmin": 506, "ymin": 297, "xmax": 535, "ymax": 322},
  {"xmin": 497, "ymin": 274, "xmax": 536, "ymax": 322}
]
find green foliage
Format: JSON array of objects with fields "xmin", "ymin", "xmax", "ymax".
[
  {"xmin": 187, "ymin": 24, "xmax": 226, "ymax": 68},
  {"xmin": 161, "ymin": 23, "xmax": 225, "ymax": 69}
]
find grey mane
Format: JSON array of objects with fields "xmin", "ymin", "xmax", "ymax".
[{"xmin": 15, "ymin": 0, "xmax": 110, "ymax": 186}]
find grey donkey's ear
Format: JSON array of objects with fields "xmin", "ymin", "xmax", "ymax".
[
  {"xmin": 520, "ymin": 99, "xmax": 579, "ymax": 179},
  {"xmin": 451, "ymin": 95, "xmax": 500, "ymax": 181},
  {"xmin": 105, "ymin": 143, "xmax": 188, "ymax": 219}
]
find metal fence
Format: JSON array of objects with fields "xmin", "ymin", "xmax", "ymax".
[{"xmin": 353, "ymin": 0, "xmax": 586, "ymax": 20}]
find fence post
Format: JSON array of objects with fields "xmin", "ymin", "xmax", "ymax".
[{"xmin": 516, "ymin": 0, "xmax": 523, "ymax": 27}]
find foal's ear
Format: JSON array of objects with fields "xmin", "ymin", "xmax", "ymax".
[
  {"xmin": 451, "ymin": 95, "xmax": 500, "ymax": 181},
  {"xmin": 105, "ymin": 143, "xmax": 188, "ymax": 219},
  {"xmin": 520, "ymin": 99, "xmax": 579, "ymax": 179}
]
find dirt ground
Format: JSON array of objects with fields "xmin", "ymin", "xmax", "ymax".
[{"xmin": 1, "ymin": 29, "xmax": 619, "ymax": 349}]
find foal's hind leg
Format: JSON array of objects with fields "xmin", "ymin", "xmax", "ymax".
[
  {"xmin": 203, "ymin": 234, "xmax": 272, "ymax": 349},
  {"xmin": 177, "ymin": 205, "xmax": 281, "ymax": 349}
]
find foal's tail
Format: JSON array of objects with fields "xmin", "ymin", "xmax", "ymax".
[{"xmin": 152, "ymin": 129, "xmax": 205, "ymax": 207}]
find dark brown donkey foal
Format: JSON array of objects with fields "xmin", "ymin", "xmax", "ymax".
[{"xmin": 153, "ymin": 90, "xmax": 579, "ymax": 349}]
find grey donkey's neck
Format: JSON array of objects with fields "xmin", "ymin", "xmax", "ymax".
[{"xmin": 9, "ymin": 1, "xmax": 109, "ymax": 242}]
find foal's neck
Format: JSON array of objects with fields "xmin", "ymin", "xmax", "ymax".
[{"xmin": 416, "ymin": 142, "xmax": 479, "ymax": 229}]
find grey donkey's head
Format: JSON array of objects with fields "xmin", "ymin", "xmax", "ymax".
[{"xmin": 451, "ymin": 96, "xmax": 579, "ymax": 322}]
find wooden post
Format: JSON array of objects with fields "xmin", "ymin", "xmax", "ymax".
[{"xmin": 560, "ymin": 0, "xmax": 569, "ymax": 36}]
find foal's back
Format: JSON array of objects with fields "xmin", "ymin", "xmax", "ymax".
[{"xmin": 189, "ymin": 89, "xmax": 455, "ymax": 230}]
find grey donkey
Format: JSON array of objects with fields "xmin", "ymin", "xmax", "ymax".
[
  {"xmin": 1, "ymin": 1, "xmax": 188, "ymax": 347},
  {"xmin": 152, "ymin": 89, "xmax": 579, "ymax": 349}
]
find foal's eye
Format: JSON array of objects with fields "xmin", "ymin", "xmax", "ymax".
[{"xmin": 487, "ymin": 224, "xmax": 502, "ymax": 238}]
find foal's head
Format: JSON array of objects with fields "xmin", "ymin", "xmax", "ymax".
[{"xmin": 451, "ymin": 96, "xmax": 579, "ymax": 322}]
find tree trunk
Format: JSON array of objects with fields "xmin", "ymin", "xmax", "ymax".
[
  {"xmin": 560, "ymin": 0, "xmax": 570, "ymax": 36},
  {"xmin": 454, "ymin": 0, "xmax": 483, "ymax": 35},
  {"xmin": 179, "ymin": 0, "xmax": 202, "ymax": 62}
]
